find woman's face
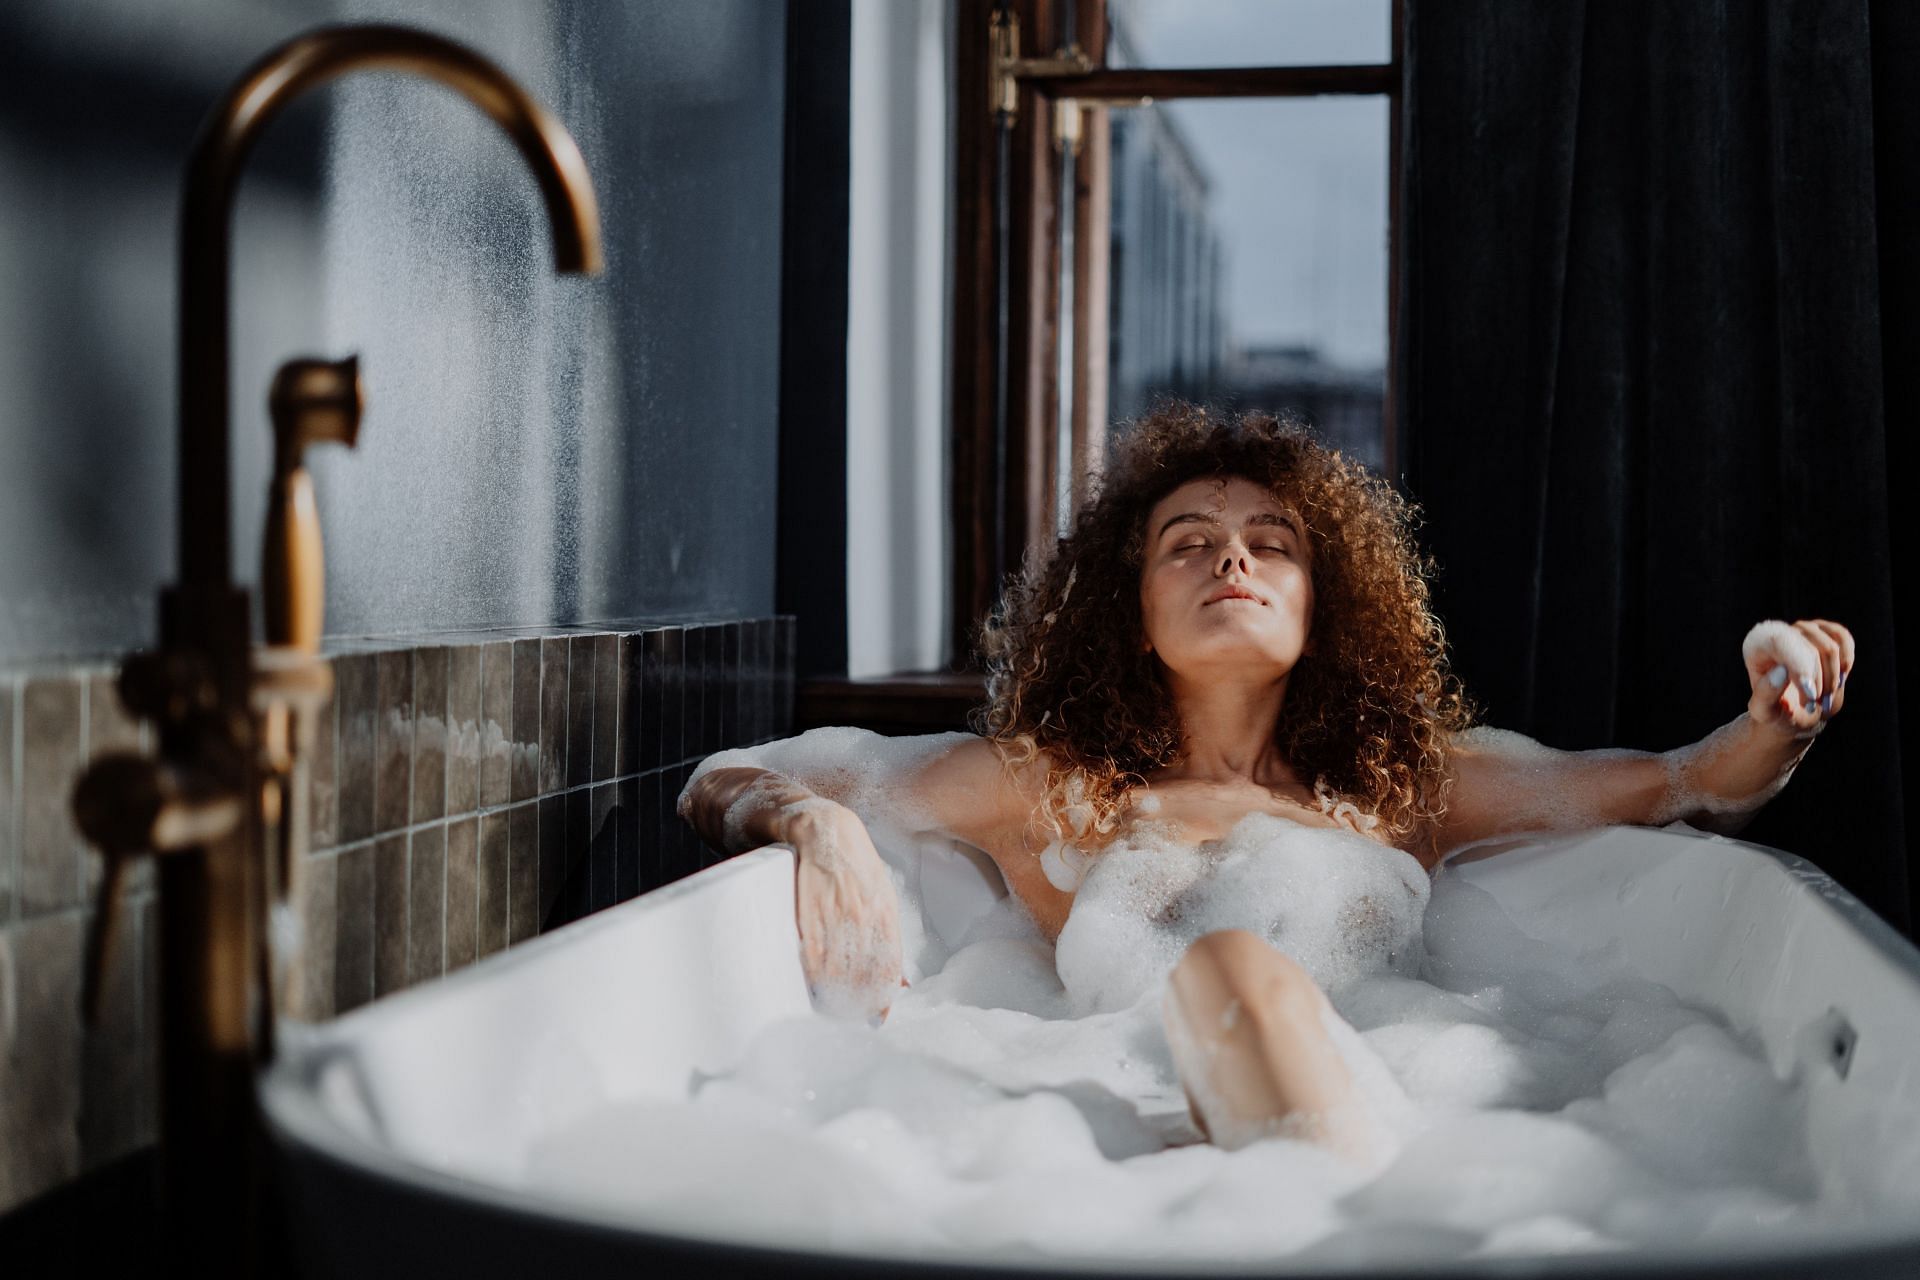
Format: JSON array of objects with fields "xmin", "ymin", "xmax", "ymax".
[{"xmin": 1137, "ymin": 475, "xmax": 1315, "ymax": 682}]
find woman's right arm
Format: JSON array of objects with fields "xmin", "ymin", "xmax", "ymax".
[{"xmin": 675, "ymin": 730, "xmax": 1038, "ymax": 1020}]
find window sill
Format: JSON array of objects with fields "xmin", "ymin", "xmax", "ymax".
[{"xmin": 796, "ymin": 670, "xmax": 987, "ymax": 736}]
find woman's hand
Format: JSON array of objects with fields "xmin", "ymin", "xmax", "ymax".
[
  {"xmin": 1742, "ymin": 619, "xmax": 1856, "ymax": 737},
  {"xmin": 780, "ymin": 798, "xmax": 904, "ymax": 1025}
]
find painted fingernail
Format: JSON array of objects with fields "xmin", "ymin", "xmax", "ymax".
[
  {"xmin": 1801, "ymin": 677, "xmax": 1819, "ymax": 702},
  {"xmin": 1820, "ymin": 693, "xmax": 1834, "ymax": 715},
  {"xmin": 1840, "ymin": 670, "xmax": 1849, "ymax": 689},
  {"xmin": 1768, "ymin": 667, "xmax": 1788, "ymax": 690}
]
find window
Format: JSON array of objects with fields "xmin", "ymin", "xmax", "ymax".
[{"xmin": 949, "ymin": 0, "xmax": 1402, "ymax": 664}]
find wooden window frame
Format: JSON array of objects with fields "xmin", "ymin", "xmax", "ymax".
[{"xmin": 799, "ymin": 0, "xmax": 1403, "ymax": 733}]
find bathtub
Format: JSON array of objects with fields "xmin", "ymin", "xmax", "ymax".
[{"xmin": 258, "ymin": 825, "xmax": 1920, "ymax": 1278}]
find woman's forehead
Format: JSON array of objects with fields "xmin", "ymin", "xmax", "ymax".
[{"xmin": 1150, "ymin": 475, "xmax": 1291, "ymax": 519}]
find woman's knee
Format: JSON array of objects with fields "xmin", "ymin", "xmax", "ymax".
[{"xmin": 1172, "ymin": 929, "xmax": 1328, "ymax": 1029}]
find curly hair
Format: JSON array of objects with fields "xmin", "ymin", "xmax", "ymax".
[{"xmin": 970, "ymin": 400, "xmax": 1476, "ymax": 855}]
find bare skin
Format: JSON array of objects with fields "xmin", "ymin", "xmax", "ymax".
[{"xmin": 681, "ymin": 474, "xmax": 1856, "ymax": 1163}]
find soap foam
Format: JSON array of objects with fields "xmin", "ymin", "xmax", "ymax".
[{"xmin": 522, "ymin": 730, "xmax": 1895, "ymax": 1266}]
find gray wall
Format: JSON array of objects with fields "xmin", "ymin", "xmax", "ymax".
[{"xmin": 0, "ymin": 0, "xmax": 786, "ymax": 662}]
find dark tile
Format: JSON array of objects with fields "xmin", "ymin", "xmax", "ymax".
[
  {"xmin": 564, "ymin": 788, "xmax": 592, "ymax": 923},
  {"xmin": 333, "ymin": 843, "xmax": 374, "ymax": 1014},
  {"xmin": 638, "ymin": 771, "xmax": 662, "ymax": 893},
  {"xmin": 615, "ymin": 634, "xmax": 640, "ymax": 778},
  {"xmin": 80, "ymin": 880, "xmax": 142, "ymax": 1167},
  {"xmin": 372, "ymin": 834, "xmax": 409, "ymax": 998},
  {"xmin": 508, "ymin": 802, "xmax": 538, "ymax": 945},
  {"xmin": 614, "ymin": 777, "xmax": 640, "ymax": 902},
  {"xmin": 411, "ymin": 648, "xmax": 448, "ymax": 825},
  {"xmin": 373, "ymin": 651, "xmax": 413, "ymax": 836},
  {"xmin": 680, "ymin": 626, "xmax": 705, "ymax": 766},
  {"xmin": 86, "ymin": 671, "xmax": 140, "ymax": 756},
  {"xmin": 477, "ymin": 810, "xmax": 509, "ymax": 959},
  {"xmin": 657, "ymin": 766, "xmax": 690, "ymax": 886},
  {"xmin": 592, "ymin": 634, "xmax": 617, "ymax": 782},
  {"xmin": 537, "ymin": 795, "xmax": 565, "ymax": 933},
  {"xmin": 0, "ymin": 912, "xmax": 83, "ymax": 1204},
  {"xmin": 640, "ymin": 628, "xmax": 673, "ymax": 770},
  {"xmin": 479, "ymin": 642, "xmax": 513, "ymax": 807},
  {"xmin": 335, "ymin": 655, "xmax": 378, "ymax": 845},
  {"xmin": 510, "ymin": 639, "xmax": 541, "ymax": 803},
  {"xmin": 540, "ymin": 638, "xmax": 569, "ymax": 795},
  {"xmin": 408, "ymin": 825, "xmax": 445, "ymax": 986},
  {"xmin": 134, "ymin": 894, "xmax": 158, "ymax": 1147},
  {"xmin": 445, "ymin": 817, "xmax": 477, "ymax": 972},
  {"xmin": 297, "ymin": 852, "xmax": 337, "ymax": 1022},
  {"xmin": 681, "ymin": 764, "xmax": 704, "ymax": 870},
  {"xmin": 590, "ymin": 784, "xmax": 616, "ymax": 913},
  {"xmin": 446, "ymin": 646, "xmax": 481, "ymax": 817},
  {"xmin": 752, "ymin": 618, "xmax": 776, "ymax": 744},
  {"xmin": 720, "ymin": 623, "xmax": 741, "ymax": 751},
  {"xmin": 20, "ymin": 676, "xmax": 83, "ymax": 914},
  {"xmin": 703, "ymin": 626, "xmax": 726, "ymax": 757},
  {"xmin": 737, "ymin": 620, "xmax": 760, "ymax": 746},
  {"xmin": 1, "ymin": 681, "xmax": 14, "ymax": 922},
  {"xmin": 777, "ymin": 617, "xmax": 796, "ymax": 736},
  {"xmin": 308, "ymin": 679, "xmax": 338, "ymax": 851},
  {"xmin": 566, "ymin": 636, "xmax": 594, "ymax": 789}
]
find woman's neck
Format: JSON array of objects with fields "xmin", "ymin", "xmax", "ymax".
[{"xmin": 1156, "ymin": 669, "xmax": 1299, "ymax": 790}]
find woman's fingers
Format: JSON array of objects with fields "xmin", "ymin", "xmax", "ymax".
[{"xmin": 1741, "ymin": 618, "xmax": 1856, "ymax": 732}]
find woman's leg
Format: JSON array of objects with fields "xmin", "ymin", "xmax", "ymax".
[{"xmin": 1162, "ymin": 928, "xmax": 1382, "ymax": 1163}]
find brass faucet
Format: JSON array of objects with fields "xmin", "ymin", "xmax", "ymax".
[{"xmin": 70, "ymin": 24, "xmax": 600, "ymax": 1274}]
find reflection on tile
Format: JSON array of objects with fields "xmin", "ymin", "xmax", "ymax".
[
  {"xmin": 309, "ymin": 682, "xmax": 338, "ymax": 850},
  {"xmin": 511, "ymin": 639, "xmax": 541, "ymax": 803},
  {"xmin": 408, "ymin": 824, "xmax": 445, "ymax": 986},
  {"xmin": 479, "ymin": 641, "xmax": 513, "ymax": 807},
  {"xmin": 703, "ymin": 626, "xmax": 725, "ymax": 756},
  {"xmin": 477, "ymin": 809, "xmax": 508, "ymax": 959},
  {"xmin": 446, "ymin": 816, "xmax": 477, "ymax": 972},
  {"xmin": 777, "ymin": 617, "xmax": 796, "ymax": 736},
  {"xmin": 1, "ymin": 681, "xmax": 14, "ymax": 922},
  {"xmin": 411, "ymin": 648, "xmax": 448, "ymax": 825},
  {"xmin": 297, "ymin": 851, "xmax": 337, "ymax": 1023},
  {"xmin": 641, "ymin": 629, "xmax": 672, "ymax": 771},
  {"xmin": 374, "ymin": 652, "xmax": 413, "ymax": 836},
  {"xmin": 567, "ymin": 636, "xmax": 593, "ymax": 789},
  {"xmin": 681, "ymin": 627, "xmax": 705, "ymax": 765},
  {"xmin": 334, "ymin": 843, "xmax": 374, "ymax": 1014},
  {"xmin": 372, "ymin": 834, "xmax": 408, "ymax": 998},
  {"xmin": 0, "ymin": 912, "xmax": 83, "ymax": 1205},
  {"xmin": 21, "ymin": 676, "xmax": 82, "ymax": 914},
  {"xmin": 639, "ymin": 771, "xmax": 662, "ymax": 894},
  {"xmin": 592, "ymin": 634, "xmax": 617, "ymax": 783},
  {"xmin": 335, "ymin": 656, "xmax": 377, "ymax": 845},
  {"xmin": 540, "ymin": 638, "xmax": 568, "ymax": 795},
  {"xmin": 446, "ymin": 645, "xmax": 480, "ymax": 817},
  {"xmin": 508, "ymin": 802, "xmax": 537, "ymax": 945}
]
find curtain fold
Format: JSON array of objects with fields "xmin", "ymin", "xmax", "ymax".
[{"xmin": 1402, "ymin": 0, "xmax": 1916, "ymax": 935}]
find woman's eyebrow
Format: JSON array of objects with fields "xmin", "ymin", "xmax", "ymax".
[{"xmin": 1157, "ymin": 512, "xmax": 1207, "ymax": 538}]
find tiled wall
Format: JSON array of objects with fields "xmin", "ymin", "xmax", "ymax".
[{"xmin": 0, "ymin": 616, "xmax": 793, "ymax": 1216}]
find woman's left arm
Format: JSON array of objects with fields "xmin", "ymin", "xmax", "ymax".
[{"xmin": 1433, "ymin": 619, "xmax": 1854, "ymax": 857}]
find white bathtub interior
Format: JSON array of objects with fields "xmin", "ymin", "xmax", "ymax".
[{"xmin": 261, "ymin": 824, "xmax": 1920, "ymax": 1269}]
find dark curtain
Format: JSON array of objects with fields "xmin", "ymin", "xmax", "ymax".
[{"xmin": 1400, "ymin": 1, "xmax": 1920, "ymax": 938}]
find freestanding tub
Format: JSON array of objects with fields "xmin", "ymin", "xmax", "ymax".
[{"xmin": 258, "ymin": 825, "xmax": 1920, "ymax": 1278}]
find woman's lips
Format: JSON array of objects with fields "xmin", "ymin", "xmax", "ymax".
[{"xmin": 1204, "ymin": 586, "xmax": 1264, "ymax": 605}]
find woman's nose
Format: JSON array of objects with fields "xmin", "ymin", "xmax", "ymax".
[{"xmin": 1216, "ymin": 545, "xmax": 1249, "ymax": 576}]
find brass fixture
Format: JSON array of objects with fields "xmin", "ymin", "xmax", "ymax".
[{"xmin": 71, "ymin": 23, "xmax": 601, "ymax": 1275}]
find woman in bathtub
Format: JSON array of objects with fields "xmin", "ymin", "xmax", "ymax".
[{"xmin": 678, "ymin": 401, "xmax": 1853, "ymax": 1166}]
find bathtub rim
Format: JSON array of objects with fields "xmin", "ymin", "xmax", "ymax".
[{"xmin": 258, "ymin": 836, "xmax": 1920, "ymax": 1277}]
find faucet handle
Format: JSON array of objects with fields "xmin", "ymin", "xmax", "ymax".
[
  {"xmin": 72, "ymin": 754, "xmax": 244, "ymax": 1025},
  {"xmin": 264, "ymin": 355, "xmax": 363, "ymax": 652}
]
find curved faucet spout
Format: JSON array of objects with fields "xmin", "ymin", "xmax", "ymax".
[{"xmin": 179, "ymin": 22, "xmax": 603, "ymax": 593}]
